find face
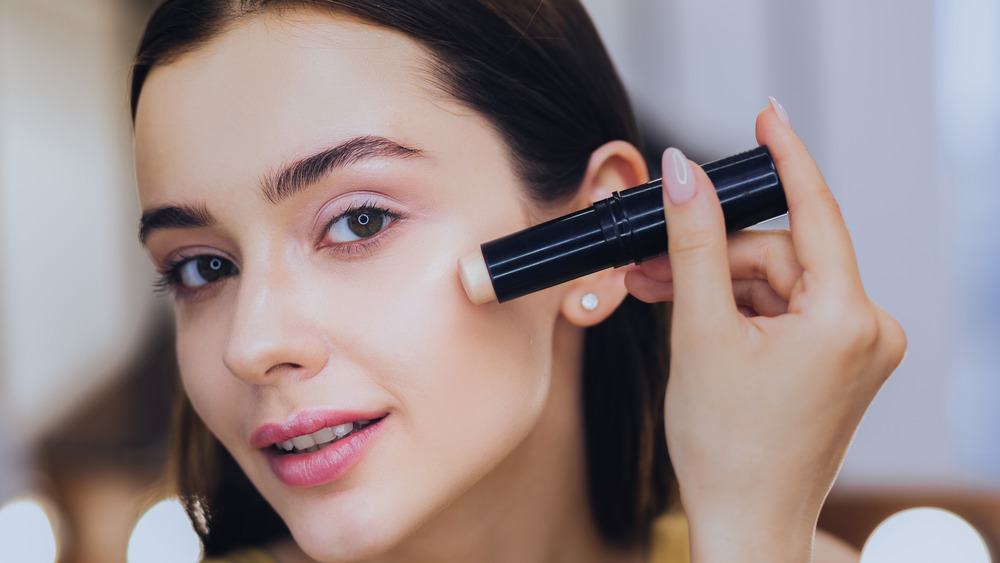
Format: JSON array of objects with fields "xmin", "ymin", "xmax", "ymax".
[{"xmin": 135, "ymin": 11, "xmax": 579, "ymax": 561}]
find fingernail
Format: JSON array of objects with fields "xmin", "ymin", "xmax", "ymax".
[
  {"xmin": 663, "ymin": 147, "xmax": 696, "ymax": 205},
  {"xmin": 769, "ymin": 96, "xmax": 792, "ymax": 128}
]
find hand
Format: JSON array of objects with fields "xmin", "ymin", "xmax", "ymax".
[{"xmin": 624, "ymin": 102, "xmax": 906, "ymax": 562}]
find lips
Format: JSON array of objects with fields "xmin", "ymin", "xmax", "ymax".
[{"xmin": 252, "ymin": 409, "xmax": 388, "ymax": 488}]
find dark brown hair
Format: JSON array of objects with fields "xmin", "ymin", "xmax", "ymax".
[{"xmin": 133, "ymin": 0, "xmax": 672, "ymax": 555}]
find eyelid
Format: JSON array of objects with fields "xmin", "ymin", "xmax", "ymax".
[
  {"xmin": 153, "ymin": 247, "xmax": 239, "ymax": 300},
  {"xmin": 314, "ymin": 191, "xmax": 405, "ymax": 224},
  {"xmin": 315, "ymin": 193, "xmax": 406, "ymax": 248},
  {"xmin": 157, "ymin": 246, "xmax": 238, "ymax": 274}
]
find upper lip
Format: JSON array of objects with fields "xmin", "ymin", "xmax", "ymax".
[{"xmin": 250, "ymin": 409, "xmax": 388, "ymax": 449}]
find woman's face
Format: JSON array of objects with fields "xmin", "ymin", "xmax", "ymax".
[{"xmin": 135, "ymin": 11, "xmax": 577, "ymax": 560}]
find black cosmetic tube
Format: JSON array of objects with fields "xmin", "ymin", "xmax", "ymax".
[{"xmin": 476, "ymin": 145, "xmax": 787, "ymax": 303}]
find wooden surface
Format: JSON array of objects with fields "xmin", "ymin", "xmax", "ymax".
[{"xmin": 820, "ymin": 488, "xmax": 1000, "ymax": 557}]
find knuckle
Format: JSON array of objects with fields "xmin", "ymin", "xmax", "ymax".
[
  {"xmin": 754, "ymin": 230, "xmax": 794, "ymax": 280},
  {"xmin": 814, "ymin": 295, "xmax": 879, "ymax": 352},
  {"xmin": 847, "ymin": 309, "xmax": 881, "ymax": 351},
  {"xmin": 878, "ymin": 312, "xmax": 908, "ymax": 369}
]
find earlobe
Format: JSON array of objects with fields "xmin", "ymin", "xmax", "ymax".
[
  {"xmin": 560, "ymin": 270, "xmax": 630, "ymax": 327},
  {"xmin": 559, "ymin": 140, "xmax": 647, "ymax": 327}
]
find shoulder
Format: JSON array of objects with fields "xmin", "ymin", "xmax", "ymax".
[{"xmin": 201, "ymin": 547, "xmax": 277, "ymax": 563}]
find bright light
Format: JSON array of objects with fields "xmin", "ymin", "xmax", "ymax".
[
  {"xmin": 0, "ymin": 496, "xmax": 59, "ymax": 563},
  {"xmin": 127, "ymin": 497, "xmax": 202, "ymax": 563},
  {"xmin": 861, "ymin": 507, "xmax": 991, "ymax": 563}
]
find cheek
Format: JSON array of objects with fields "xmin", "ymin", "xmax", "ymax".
[
  {"xmin": 330, "ymin": 228, "xmax": 558, "ymax": 448},
  {"xmin": 174, "ymin": 308, "xmax": 243, "ymax": 445},
  {"xmin": 283, "ymin": 226, "xmax": 561, "ymax": 555}
]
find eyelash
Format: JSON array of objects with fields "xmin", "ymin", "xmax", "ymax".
[
  {"xmin": 321, "ymin": 201, "xmax": 401, "ymax": 256},
  {"xmin": 154, "ymin": 254, "xmax": 214, "ymax": 298},
  {"xmin": 154, "ymin": 203, "xmax": 402, "ymax": 298}
]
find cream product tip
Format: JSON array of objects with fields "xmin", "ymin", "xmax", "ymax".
[{"xmin": 458, "ymin": 250, "xmax": 496, "ymax": 305}]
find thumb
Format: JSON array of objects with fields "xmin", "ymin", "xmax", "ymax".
[{"xmin": 661, "ymin": 147, "xmax": 738, "ymax": 327}]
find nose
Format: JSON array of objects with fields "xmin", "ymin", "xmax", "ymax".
[{"xmin": 222, "ymin": 262, "xmax": 330, "ymax": 386}]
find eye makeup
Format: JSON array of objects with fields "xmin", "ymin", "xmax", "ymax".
[
  {"xmin": 154, "ymin": 195, "xmax": 405, "ymax": 298},
  {"xmin": 320, "ymin": 201, "xmax": 402, "ymax": 256}
]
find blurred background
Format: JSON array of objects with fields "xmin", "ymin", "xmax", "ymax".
[{"xmin": 0, "ymin": 0, "xmax": 997, "ymax": 561}]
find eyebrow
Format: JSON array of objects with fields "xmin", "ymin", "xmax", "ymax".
[
  {"xmin": 139, "ymin": 203, "xmax": 214, "ymax": 245},
  {"xmin": 261, "ymin": 135, "xmax": 424, "ymax": 204},
  {"xmin": 138, "ymin": 135, "xmax": 423, "ymax": 245}
]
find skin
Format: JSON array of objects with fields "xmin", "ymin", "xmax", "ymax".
[
  {"xmin": 627, "ymin": 113, "xmax": 907, "ymax": 561},
  {"xmin": 136, "ymin": 12, "xmax": 630, "ymax": 563},
  {"xmin": 134, "ymin": 8, "xmax": 905, "ymax": 563}
]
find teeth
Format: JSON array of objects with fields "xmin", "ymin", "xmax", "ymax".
[
  {"xmin": 333, "ymin": 423, "xmax": 354, "ymax": 437},
  {"xmin": 291, "ymin": 434, "xmax": 316, "ymax": 450},
  {"xmin": 313, "ymin": 427, "xmax": 335, "ymax": 444},
  {"xmin": 275, "ymin": 418, "xmax": 378, "ymax": 454}
]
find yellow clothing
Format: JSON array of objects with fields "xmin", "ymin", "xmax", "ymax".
[
  {"xmin": 648, "ymin": 512, "xmax": 690, "ymax": 563},
  {"xmin": 203, "ymin": 513, "xmax": 690, "ymax": 562}
]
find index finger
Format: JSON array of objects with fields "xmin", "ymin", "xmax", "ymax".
[{"xmin": 756, "ymin": 101, "xmax": 861, "ymax": 289}]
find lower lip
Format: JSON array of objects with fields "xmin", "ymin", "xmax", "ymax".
[{"xmin": 265, "ymin": 418, "xmax": 385, "ymax": 488}]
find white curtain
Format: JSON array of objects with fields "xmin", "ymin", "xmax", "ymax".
[{"xmin": 583, "ymin": 0, "xmax": 999, "ymax": 489}]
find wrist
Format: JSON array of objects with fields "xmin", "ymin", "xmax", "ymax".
[{"xmin": 682, "ymin": 486, "xmax": 820, "ymax": 563}]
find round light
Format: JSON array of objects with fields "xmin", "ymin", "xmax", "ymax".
[
  {"xmin": 0, "ymin": 496, "xmax": 59, "ymax": 563},
  {"xmin": 127, "ymin": 497, "xmax": 202, "ymax": 563},
  {"xmin": 861, "ymin": 507, "xmax": 990, "ymax": 563}
]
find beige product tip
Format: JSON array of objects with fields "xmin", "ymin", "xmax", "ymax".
[{"xmin": 458, "ymin": 250, "xmax": 496, "ymax": 305}]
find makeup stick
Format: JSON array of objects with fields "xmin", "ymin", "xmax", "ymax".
[{"xmin": 458, "ymin": 145, "xmax": 787, "ymax": 304}]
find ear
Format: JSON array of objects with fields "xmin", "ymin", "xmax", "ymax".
[{"xmin": 560, "ymin": 141, "xmax": 649, "ymax": 327}]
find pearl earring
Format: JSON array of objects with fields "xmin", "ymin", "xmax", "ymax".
[{"xmin": 581, "ymin": 293, "xmax": 599, "ymax": 311}]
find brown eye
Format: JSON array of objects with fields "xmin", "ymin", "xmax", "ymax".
[
  {"xmin": 327, "ymin": 206, "xmax": 396, "ymax": 243},
  {"xmin": 347, "ymin": 210, "xmax": 383, "ymax": 238}
]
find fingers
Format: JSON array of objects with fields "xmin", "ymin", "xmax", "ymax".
[
  {"xmin": 726, "ymin": 231, "xmax": 802, "ymax": 299},
  {"xmin": 659, "ymin": 147, "xmax": 737, "ymax": 325},
  {"xmin": 631, "ymin": 100, "xmax": 863, "ymax": 324},
  {"xmin": 733, "ymin": 279, "xmax": 788, "ymax": 317},
  {"xmin": 625, "ymin": 270, "xmax": 790, "ymax": 317},
  {"xmin": 755, "ymin": 101, "xmax": 861, "ymax": 292},
  {"xmin": 627, "ymin": 230, "xmax": 801, "ymax": 304},
  {"xmin": 623, "ymin": 268, "xmax": 672, "ymax": 303}
]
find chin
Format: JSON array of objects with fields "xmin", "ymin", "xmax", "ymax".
[
  {"xmin": 277, "ymin": 492, "xmax": 420, "ymax": 562},
  {"xmin": 294, "ymin": 530, "xmax": 397, "ymax": 563}
]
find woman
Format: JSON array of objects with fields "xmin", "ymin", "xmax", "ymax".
[{"xmin": 130, "ymin": 1, "xmax": 906, "ymax": 561}]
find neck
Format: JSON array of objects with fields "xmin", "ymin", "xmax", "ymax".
[{"xmin": 274, "ymin": 317, "xmax": 645, "ymax": 563}]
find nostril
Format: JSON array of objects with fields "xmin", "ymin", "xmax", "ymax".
[{"xmin": 264, "ymin": 362, "xmax": 304, "ymax": 376}]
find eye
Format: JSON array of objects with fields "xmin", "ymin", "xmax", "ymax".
[
  {"xmin": 169, "ymin": 255, "xmax": 238, "ymax": 289},
  {"xmin": 326, "ymin": 206, "xmax": 398, "ymax": 244}
]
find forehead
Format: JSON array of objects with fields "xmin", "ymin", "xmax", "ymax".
[{"xmin": 133, "ymin": 10, "xmax": 446, "ymax": 206}]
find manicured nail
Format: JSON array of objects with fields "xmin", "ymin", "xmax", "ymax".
[
  {"xmin": 769, "ymin": 96, "xmax": 791, "ymax": 128},
  {"xmin": 663, "ymin": 147, "xmax": 696, "ymax": 205}
]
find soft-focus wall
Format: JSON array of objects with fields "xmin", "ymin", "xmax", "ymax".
[
  {"xmin": 582, "ymin": 0, "xmax": 999, "ymax": 489},
  {"xmin": 0, "ymin": 0, "xmax": 157, "ymax": 497}
]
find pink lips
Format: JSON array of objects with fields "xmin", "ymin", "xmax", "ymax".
[{"xmin": 252, "ymin": 409, "xmax": 387, "ymax": 488}]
